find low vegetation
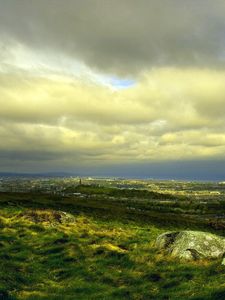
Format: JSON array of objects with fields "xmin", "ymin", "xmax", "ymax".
[{"xmin": 0, "ymin": 187, "xmax": 225, "ymax": 299}]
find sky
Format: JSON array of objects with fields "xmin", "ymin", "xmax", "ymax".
[{"xmin": 1, "ymin": 0, "xmax": 225, "ymax": 179}]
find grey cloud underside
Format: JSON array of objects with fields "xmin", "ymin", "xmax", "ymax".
[{"xmin": 1, "ymin": 0, "xmax": 225, "ymax": 74}]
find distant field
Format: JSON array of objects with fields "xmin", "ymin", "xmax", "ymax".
[{"xmin": 0, "ymin": 188, "xmax": 225, "ymax": 299}]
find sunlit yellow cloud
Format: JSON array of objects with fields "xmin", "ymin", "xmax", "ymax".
[{"xmin": 0, "ymin": 66, "xmax": 225, "ymax": 171}]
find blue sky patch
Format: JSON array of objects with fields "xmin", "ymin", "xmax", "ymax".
[{"xmin": 109, "ymin": 77, "xmax": 136, "ymax": 89}]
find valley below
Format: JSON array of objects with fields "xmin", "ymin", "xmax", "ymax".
[{"xmin": 0, "ymin": 178, "xmax": 225, "ymax": 299}]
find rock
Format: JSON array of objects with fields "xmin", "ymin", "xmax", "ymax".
[{"xmin": 155, "ymin": 231, "xmax": 225, "ymax": 261}]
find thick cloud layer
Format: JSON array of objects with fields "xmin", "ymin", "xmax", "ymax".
[
  {"xmin": 1, "ymin": 0, "xmax": 225, "ymax": 74},
  {"xmin": 1, "ymin": 68, "xmax": 225, "ymax": 172},
  {"xmin": 0, "ymin": 0, "xmax": 225, "ymax": 177}
]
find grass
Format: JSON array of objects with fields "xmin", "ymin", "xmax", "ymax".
[{"xmin": 0, "ymin": 191, "xmax": 225, "ymax": 299}]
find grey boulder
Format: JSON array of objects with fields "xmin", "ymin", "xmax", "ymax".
[{"xmin": 155, "ymin": 231, "xmax": 225, "ymax": 261}]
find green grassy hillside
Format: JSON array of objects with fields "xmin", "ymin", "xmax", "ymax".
[{"xmin": 0, "ymin": 191, "xmax": 225, "ymax": 299}]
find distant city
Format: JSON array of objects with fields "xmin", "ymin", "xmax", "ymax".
[{"xmin": 1, "ymin": 176, "xmax": 225, "ymax": 203}]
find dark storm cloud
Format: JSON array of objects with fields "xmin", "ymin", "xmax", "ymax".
[
  {"xmin": 1, "ymin": 0, "xmax": 225, "ymax": 74},
  {"xmin": 0, "ymin": 150, "xmax": 60, "ymax": 161}
]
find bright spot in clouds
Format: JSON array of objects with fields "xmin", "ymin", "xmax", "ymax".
[{"xmin": 109, "ymin": 77, "xmax": 136, "ymax": 89}]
